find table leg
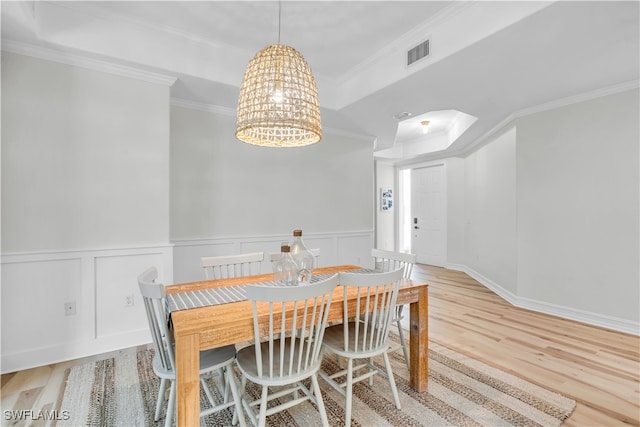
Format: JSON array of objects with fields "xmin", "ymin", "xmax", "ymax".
[
  {"xmin": 409, "ymin": 285, "xmax": 428, "ymax": 391},
  {"xmin": 175, "ymin": 333, "xmax": 200, "ymax": 426}
]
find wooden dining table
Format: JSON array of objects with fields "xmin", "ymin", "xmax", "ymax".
[{"xmin": 166, "ymin": 264, "xmax": 429, "ymax": 427}]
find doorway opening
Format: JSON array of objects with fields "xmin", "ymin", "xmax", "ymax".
[
  {"xmin": 398, "ymin": 164, "xmax": 447, "ymax": 266},
  {"xmin": 398, "ymin": 168, "xmax": 412, "ymax": 253}
]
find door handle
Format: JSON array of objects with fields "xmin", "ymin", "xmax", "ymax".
[{"xmin": 414, "ymin": 226, "xmax": 420, "ymax": 229}]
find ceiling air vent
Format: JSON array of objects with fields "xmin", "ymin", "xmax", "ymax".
[{"xmin": 407, "ymin": 39, "xmax": 430, "ymax": 66}]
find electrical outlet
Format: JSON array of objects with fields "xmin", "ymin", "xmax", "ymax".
[
  {"xmin": 125, "ymin": 294, "xmax": 134, "ymax": 307},
  {"xmin": 65, "ymin": 301, "xmax": 76, "ymax": 316}
]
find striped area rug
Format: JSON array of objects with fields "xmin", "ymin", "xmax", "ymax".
[{"xmin": 56, "ymin": 336, "xmax": 575, "ymax": 426}]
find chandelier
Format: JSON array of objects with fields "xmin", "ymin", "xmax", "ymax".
[{"xmin": 235, "ymin": 3, "xmax": 321, "ymax": 147}]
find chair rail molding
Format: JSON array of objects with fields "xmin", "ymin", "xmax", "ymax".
[{"xmin": 172, "ymin": 230, "xmax": 374, "ymax": 284}]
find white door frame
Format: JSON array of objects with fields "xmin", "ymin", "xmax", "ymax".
[{"xmin": 398, "ymin": 162, "xmax": 447, "ymax": 266}]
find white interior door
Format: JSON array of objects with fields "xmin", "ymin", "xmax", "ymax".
[{"xmin": 411, "ymin": 165, "xmax": 446, "ymax": 266}]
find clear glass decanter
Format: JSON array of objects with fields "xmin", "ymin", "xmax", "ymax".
[
  {"xmin": 290, "ymin": 229, "xmax": 314, "ymax": 284},
  {"xmin": 274, "ymin": 244, "xmax": 298, "ymax": 286}
]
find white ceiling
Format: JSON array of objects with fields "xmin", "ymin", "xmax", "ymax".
[{"xmin": 2, "ymin": 1, "xmax": 639, "ymax": 162}]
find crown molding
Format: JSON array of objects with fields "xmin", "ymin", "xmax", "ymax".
[
  {"xmin": 462, "ymin": 79, "xmax": 640, "ymax": 157},
  {"xmin": 2, "ymin": 39, "xmax": 177, "ymax": 86},
  {"xmin": 515, "ymin": 79, "xmax": 639, "ymax": 118},
  {"xmin": 385, "ymin": 79, "xmax": 639, "ymax": 166},
  {"xmin": 170, "ymin": 98, "xmax": 236, "ymax": 116}
]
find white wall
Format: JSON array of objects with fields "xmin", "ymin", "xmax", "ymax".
[
  {"xmin": 169, "ymin": 105, "xmax": 375, "ymax": 281},
  {"xmin": 375, "ymin": 161, "xmax": 395, "ymax": 251},
  {"xmin": 1, "ymin": 52, "xmax": 170, "ymax": 252},
  {"xmin": 446, "ymin": 157, "xmax": 465, "ymax": 265},
  {"xmin": 464, "ymin": 127, "xmax": 518, "ymax": 294},
  {"xmin": 170, "ymin": 105, "xmax": 374, "ymax": 238},
  {"xmin": 1, "ymin": 52, "xmax": 173, "ymax": 372},
  {"xmin": 1, "ymin": 52, "xmax": 377, "ymax": 372},
  {"xmin": 516, "ymin": 89, "xmax": 639, "ymax": 325},
  {"xmin": 385, "ymin": 88, "xmax": 639, "ymax": 334}
]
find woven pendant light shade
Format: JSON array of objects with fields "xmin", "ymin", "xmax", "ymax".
[{"xmin": 235, "ymin": 44, "xmax": 322, "ymax": 147}]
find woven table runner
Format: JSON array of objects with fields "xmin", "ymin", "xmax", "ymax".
[{"xmin": 166, "ymin": 271, "xmax": 376, "ymax": 312}]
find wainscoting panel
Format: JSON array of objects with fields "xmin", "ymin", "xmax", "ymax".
[
  {"xmin": 2, "ymin": 233, "xmax": 373, "ymax": 373},
  {"xmin": 1, "ymin": 245, "xmax": 173, "ymax": 373},
  {"xmin": 95, "ymin": 252, "xmax": 170, "ymax": 339},
  {"xmin": 1, "ymin": 256, "xmax": 88, "ymax": 357},
  {"xmin": 172, "ymin": 230, "xmax": 374, "ymax": 284},
  {"xmin": 172, "ymin": 239, "xmax": 239, "ymax": 283}
]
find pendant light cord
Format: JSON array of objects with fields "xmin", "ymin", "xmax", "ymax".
[{"xmin": 277, "ymin": 0, "xmax": 282, "ymax": 45}]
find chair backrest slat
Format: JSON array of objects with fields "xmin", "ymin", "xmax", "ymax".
[
  {"xmin": 138, "ymin": 267, "xmax": 175, "ymax": 372},
  {"xmin": 371, "ymin": 249, "xmax": 417, "ymax": 279},
  {"xmin": 202, "ymin": 252, "xmax": 264, "ymax": 280},
  {"xmin": 246, "ymin": 274, "xmax": 339, "ymax": 380},
  {"xmin": 338, "ymin": 268, "xmax": 404, "ymax": 354}
]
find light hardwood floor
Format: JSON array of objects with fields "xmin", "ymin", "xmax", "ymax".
[
  {"xmin": 413, "ymin": 265, "xmax": 639, "ymax": 426},
  {"xmin": 2, "ymin": 264, "xmax": 638, "ymax": 426}
]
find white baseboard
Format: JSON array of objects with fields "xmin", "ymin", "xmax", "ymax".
[
  {"xmin": 1, "ymin": 330, "xmax": 152, "ymax": 374},
  {"xmin": 445, "ymin": 263, "xmax": 639, "ymax": 336}
]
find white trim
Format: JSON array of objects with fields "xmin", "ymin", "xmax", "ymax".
[
  {"xmin": 1, "ymin": 330, "xmax": 152, "ymax": 375},
  {"xmin": 2, "ymin": 39, "xmax": 177, "ymax": 86},
  {"xmin": 516, "ymin": 80, "xmax": 639, "ymax": 118},
  {"xmin": 462, "ymin": 80, "xmax": 640, "ymax": 157},
  {"xmin": 445, "ymin": 263, "xmax": 640, "ymax": 336},
  {"xmin": 171, "ymin": 230, "xmax": 375, "ymax": 283},
  {"xmin": 393, "ymin": 81, "xmax": 640, "ymax": 166},
  {"xmin": 172, "ymin": 230, "xmax": 374, "ymax": 247},
  {"xmin": 1, "ymin": 243, "xmax": 175, "ymax": 261},
  {"xmin": 171, "ymin": 97, "xmax": 236, "ymax": 116}
]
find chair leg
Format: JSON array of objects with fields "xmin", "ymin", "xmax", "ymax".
[
  {"xmin": 396, "ymin": 317, "xmax": 410, "ymax": 370},
  {"xmin": 345, "ymin": 358, "xmax": 353, "ymax": 427},
  {"xmin": 235, "ymin": 374, "xmax": 249, "ymax": 426},
  {"xmin": 218, "ymin": 367, "xmax": 227, "ymax": 398},
  {"xmin": 258, "ymin": 385, "xmax": 269, "ymax": 427},
  {"xmin": 382, "ymin": 352, "xmax": 401, "ymax": 409},
  {"xmin": 165, "ymin": 380, "xmax": 176, "ymax": 427},
  {"xmin": 226, "ymin": 366, "xmax": 247, "ymax": 427},
  {"xmin": 155, "ymin": 378, "xmax": 167, "ymax": 421},
  {"xmin": 310, "ymin": 373, "xmax": 329, "ymax": 427}
]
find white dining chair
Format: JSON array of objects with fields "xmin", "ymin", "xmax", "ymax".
[
  {"xmin": 235, "ymin": 274, "xmax": 339, "ymax": 427},
  {"xmin": 371, "ymin": 248, "xmax": 417, "ymax": 370},
  {"xmin": 268, "ymin": 248, "xmax": 320, "ymax": 270},
  {"xmin": 319, "ymin": 268, "xmax": 404, "ymax": 427},
  {"xmin": 137, "ymin": 267, "xmax": 246, "ymax": 427},
  {"xmin": 201, "ymin": 252, "xmax": 264, "ymax": 280}
]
